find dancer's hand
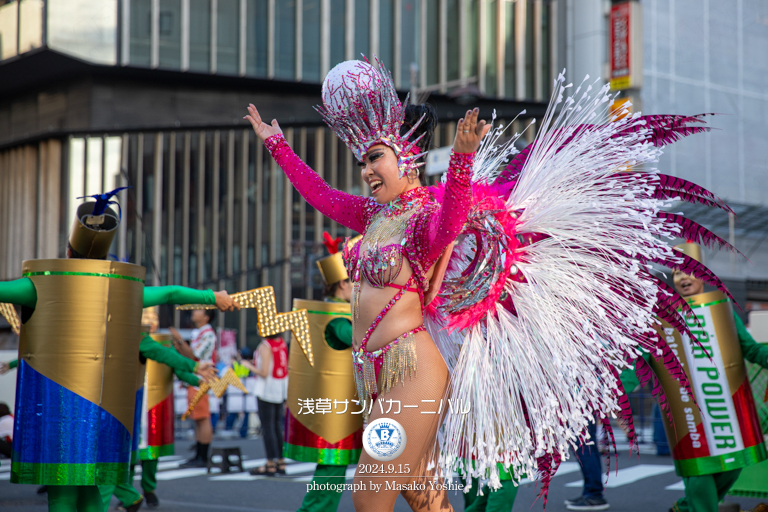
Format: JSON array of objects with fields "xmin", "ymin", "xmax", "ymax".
[
  {"xmin": 195, "ymin": 362, "xmax": 218, "ymax": 384},
  {"xmin": 214, "ymin": 290, "xmax": 240, "ymax": 312},
  {"xmin": 244, "ymin": 104, "xmax": 283, "ymax": 141},
  {"xmin": 0, "ymin": 362, "xmax": 9, "ymax": 375},
  {"xmin": 453, "ymin": 108, "xmax": 491, "ymax": 154}
]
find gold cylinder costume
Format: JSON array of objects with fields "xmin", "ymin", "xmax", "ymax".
[
  {"xmin": 12, "ymin": 259, "xmax": 145, "ymax": 485},
  {"xmin": 651, "ymin": 241, "xmax": 767, "ymax": 476},
  {"xmin": 284, "ymin": 298, "xmax": 363, "ymax": 464},
  {"xmin": 139, "ymin": 333, "xmax": 177, "ymax": 460}
]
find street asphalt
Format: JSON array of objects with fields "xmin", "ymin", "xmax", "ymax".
[{"xmin": 2, "ymin": 435, "xmax": 766, "ymax": 512}]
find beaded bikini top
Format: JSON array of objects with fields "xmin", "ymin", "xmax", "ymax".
[{"xmin": 343, "ymin": 187, "xmax": 432, "ymax": 318}]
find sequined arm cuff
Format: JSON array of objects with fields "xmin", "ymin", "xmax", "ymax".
[
  {"xmin": 263, "ymin": 133, "xmax": 287, "ymax": 153},
  {"xmin": 448, "ymin": 151, "xmax": 474, "ymax": 181}
]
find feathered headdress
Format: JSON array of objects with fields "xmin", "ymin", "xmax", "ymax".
[{"xmin": 315, "ymin": 57, "xmax": 427, "ymax": 178}]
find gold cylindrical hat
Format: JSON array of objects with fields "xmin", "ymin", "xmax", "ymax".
[
  {"xmin": 673, "ymin": 242, "xmax": 703, "ymax": 264},
  {"xmin": 316, "ymin": 235, "xmax": 363, "ymax": 286},
  {"xmin": 69, "ymin": 202, "xmax": 120, "ymax": 259},
  {"xmin": 317, "ymin": 253, "xmax": 348, "ymax": 286}
]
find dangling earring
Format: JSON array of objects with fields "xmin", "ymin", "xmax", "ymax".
[{"xmin": 407, "ymin": 168, "xmax": 419, "ymax": 181}]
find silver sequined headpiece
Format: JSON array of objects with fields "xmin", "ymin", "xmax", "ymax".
[{"xmin": 316, "ymin": 57, "xmax": 427, "ymax": 178}]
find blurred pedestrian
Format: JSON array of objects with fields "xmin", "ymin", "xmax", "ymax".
[
  {"xmin": 172, "ymin": 309, "xmax": 219, "ymax": 469},
  {"xmin": 238, "ymin": 337, "xmax": 288, "ymax": 475},
  {"xmin": 0, "ymin": 402, "xmax": 12, "ymax": 459}
]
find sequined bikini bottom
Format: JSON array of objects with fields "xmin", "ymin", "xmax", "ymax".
[{"xmin": 353, "ymin": 325, "xmax": 425, "ymax": 410}]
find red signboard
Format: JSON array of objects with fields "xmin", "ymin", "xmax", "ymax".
[{"xmin": 610, "ymin": 2, "xmax": 632, "ymax": 90}]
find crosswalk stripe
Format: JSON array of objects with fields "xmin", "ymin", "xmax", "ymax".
[
  {"xmin": 665, "ymin": 480, "xmax": 685, "ymax": 491},
  {"xmin": 518, "ymin": 462, "xmax": 581, "ymax": 485},
  {"xmin": 565, "ymin": 465, "xmax": 675, "ymax": 488}
]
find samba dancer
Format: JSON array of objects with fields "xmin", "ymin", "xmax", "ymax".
[
  {"xmin": 246, "ymin": 60, "xmax": 483, "ymax": 511},
  {"xmin": 247, "ymin": 58, "xmax": 734, "ymax": 511}
]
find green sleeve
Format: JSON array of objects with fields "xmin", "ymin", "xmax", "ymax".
[
  {"xmin": 0, "ymin": 278, "xmax": 37, "ymax": 309},
  {"xmin": 9, "ymin": 359, "xmax": 18, "ymax": 369},
  {"xmin": 174, "ymin": 368, "xmax": 200, "ymax": 387},
  {"xmin": 139, "ymin": 336, "xmax": 197, "ymax": 373},
  {"xmin": 619, "ymin": 351, "xmax": 651, "ymax": 394},
  {"xmin": 734, "ymin": 313, "xmax": 768, "ymax": 369},
  {"xmin": 324, "ymin": 318, "xmax": 353, "ymax": 350},
  {"xmin": 142, "ymin": 286, "xmax": 216, "ymax": 308}
]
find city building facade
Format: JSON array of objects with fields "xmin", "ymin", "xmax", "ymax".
[{"xmin": 0, "ymin": 0, "xmax": 563, "ymax": 346}]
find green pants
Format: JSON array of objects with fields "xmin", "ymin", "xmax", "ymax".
[
  {"xmin": 463, "ymin": 478, "xmax": 519, "ymax": 512},
  {"xmin": 140, "ymin": 459, "xmax": 158, "ymax": 493},
  {"xmin": 672, "ymin": 469, "xmax": 742, "ymax": 512},
  {"xmin": 98, "ymin": 464, "xmax": 142, "ymax": 510},
  {"xmin": 297, "ymin": 464, "xmax": 348, "ymax": 512},
  {"xmin": 48, "ymin": 485, "xmax": 103, "ymax": 512}
]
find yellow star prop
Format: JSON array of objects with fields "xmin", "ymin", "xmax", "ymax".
[{"xmin": 182, "ymin": 368, "xmax": 249, "ymax": 420}]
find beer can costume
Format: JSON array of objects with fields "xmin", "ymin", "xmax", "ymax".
[
  {"xmin": 651, "ymin": 244, "xmax": 767, "ymax": 477},
  {"xmin": 284, "ymin": 298, "xmax": 363, "ymax": 464},
  {"xmin": 12, "ymin": 258, "xmax": 145, "ymax": 485},
  {"xmin": 130, "ymin": 327, "xmax": 150, "ymax": 466},
  {"xmin": 283, "ymin": 248, "xmax": 363, "ymax": 465},
  {"xmin": 139, "ymin": 333, "xmax": 177, "ymax": 461}
]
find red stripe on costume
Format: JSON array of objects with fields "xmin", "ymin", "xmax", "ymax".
[
  {"xmin": 147, "ymin": 395, "xmax": 175, "ymax": 448},
  {"xmin": 732, "ymin": 379, "xmax": 763, "ymax": 448},
  {"xmin": 284, "ymin": 408, "xmax": 362, "ymax": 450}
]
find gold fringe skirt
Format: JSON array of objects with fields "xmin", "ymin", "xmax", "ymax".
[{"xmin": 353, "ymin": 326, "xmax": 423, "ymax": 418}]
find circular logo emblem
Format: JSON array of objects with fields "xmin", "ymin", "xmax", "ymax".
[{"xmin": 363, "ymin": 418, "xmax": 407, "ymax": 461}]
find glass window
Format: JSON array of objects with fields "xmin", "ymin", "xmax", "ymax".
[
  {"xmin": 378, "ymin": 0, "xmax": 394, "ymax": 71},
  {"xmin": 189, "ymin": 0, "xmax": 211, "ymax": 72},
  {"xmin": 425, "ymin": 0, "xmax": 438, "ymax": 85},
  {"xmin": 159, "ymin": 0, "xmax": 182, "ymax": 69},
  {"xmin": 0, "ymin": 1, "xmax": 18, "ymax": 61},
  {"xmin": 464, "ymin": 0, "xmax": 478, "ymax": 79},
  {"xmin": 245, "ymin": 0, "xmax": 268, "ymax": 76},
  {"xmin": 19, "ymin": 0, "xmax": 43, "ymax": 54},
  {"xmin": 302, "ymin": 0, "xmax": 321, "ymax": 81},
  {"xmin": 504, "ymin": 0, "xmax": 515, "ymax": 98},
  {"xmin": 525, "ymin": 0, "xmax": 534, "ymax": 99},
  {"xmin": 400, "ymin": 0, "xmax": 419, "ymax": 90},
  {"xmin": 68, "ymin": 138, "xmax": 86, "ymax": 229},
  {"xmin": 85, "ymin": 137, "xmax": 103, "ymax": 198},
  {"xmin": 141, "ymin": 135, "xmax": 156, "ymax": 270},
  {"xmin": 330, "ymin": 0, "xmax": 345, "ymax": 67},
  {"xmin": 541, "ymin": 0, "xmax": 551, "ymax": 99},
  {"xmin": 188, "ymin": 133, "xmax": 200, "ymax": 283},
  {"xmin": 47, "ymin": 0, "xmax": 117, "ymax": 65},
  {"xmin": 130, "ymin": 0, "xmax": 152, "ymax": 67},
  {"xmin": 217, "ymin": 0, "xmax": 239, "ymax": 74},
  {"xmin": 446, "ymin": 0, "xmax": 459, "ymax": 81},
  {"xmin": 485, "ymin": 0, "xmax": 497, "ymax": 97},
  {"xmin": 274, "ymin": 0, "xmax": 296, "ymax": 79},
  {"xmin": 354, "ymin": 0, "xmax": 369, "ymax": 58}
]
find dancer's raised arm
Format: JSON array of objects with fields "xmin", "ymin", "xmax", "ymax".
[
  {"xmin": 424, "ymin": 108, "xmax": 490, "ymax": 261},
  {"xmin": 245, "ymin": 104, "xmax": 372, "ymax": 233}
]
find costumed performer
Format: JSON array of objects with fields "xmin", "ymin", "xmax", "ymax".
[
  {"xmin": 282, "ymin": 231, "xmax": 362, "ymax": 511},
  {"xmin": 238, "ymin": 333, "xmax": 288, "ymax": 476},
  {"xmin": 248, "ymin": 59, "xmax": 733, "ymax": 511},
  {"xmin": 0, "ymin": 191, "xmax": 237, "ymax": 512},
  {"xmin": 99, "ymin": 307, "xmax": 207, "ymax": 510},
  {"xmin": 170, "ymin": 308, "xmax": 219, "ymax": 469},
  {"xmin": 246, "ymin": 58, "xmax": 483, "ymax": 511},
  {"xmin": 628, "ymin": 241, "xmax": 768, "ymax": 512}
]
